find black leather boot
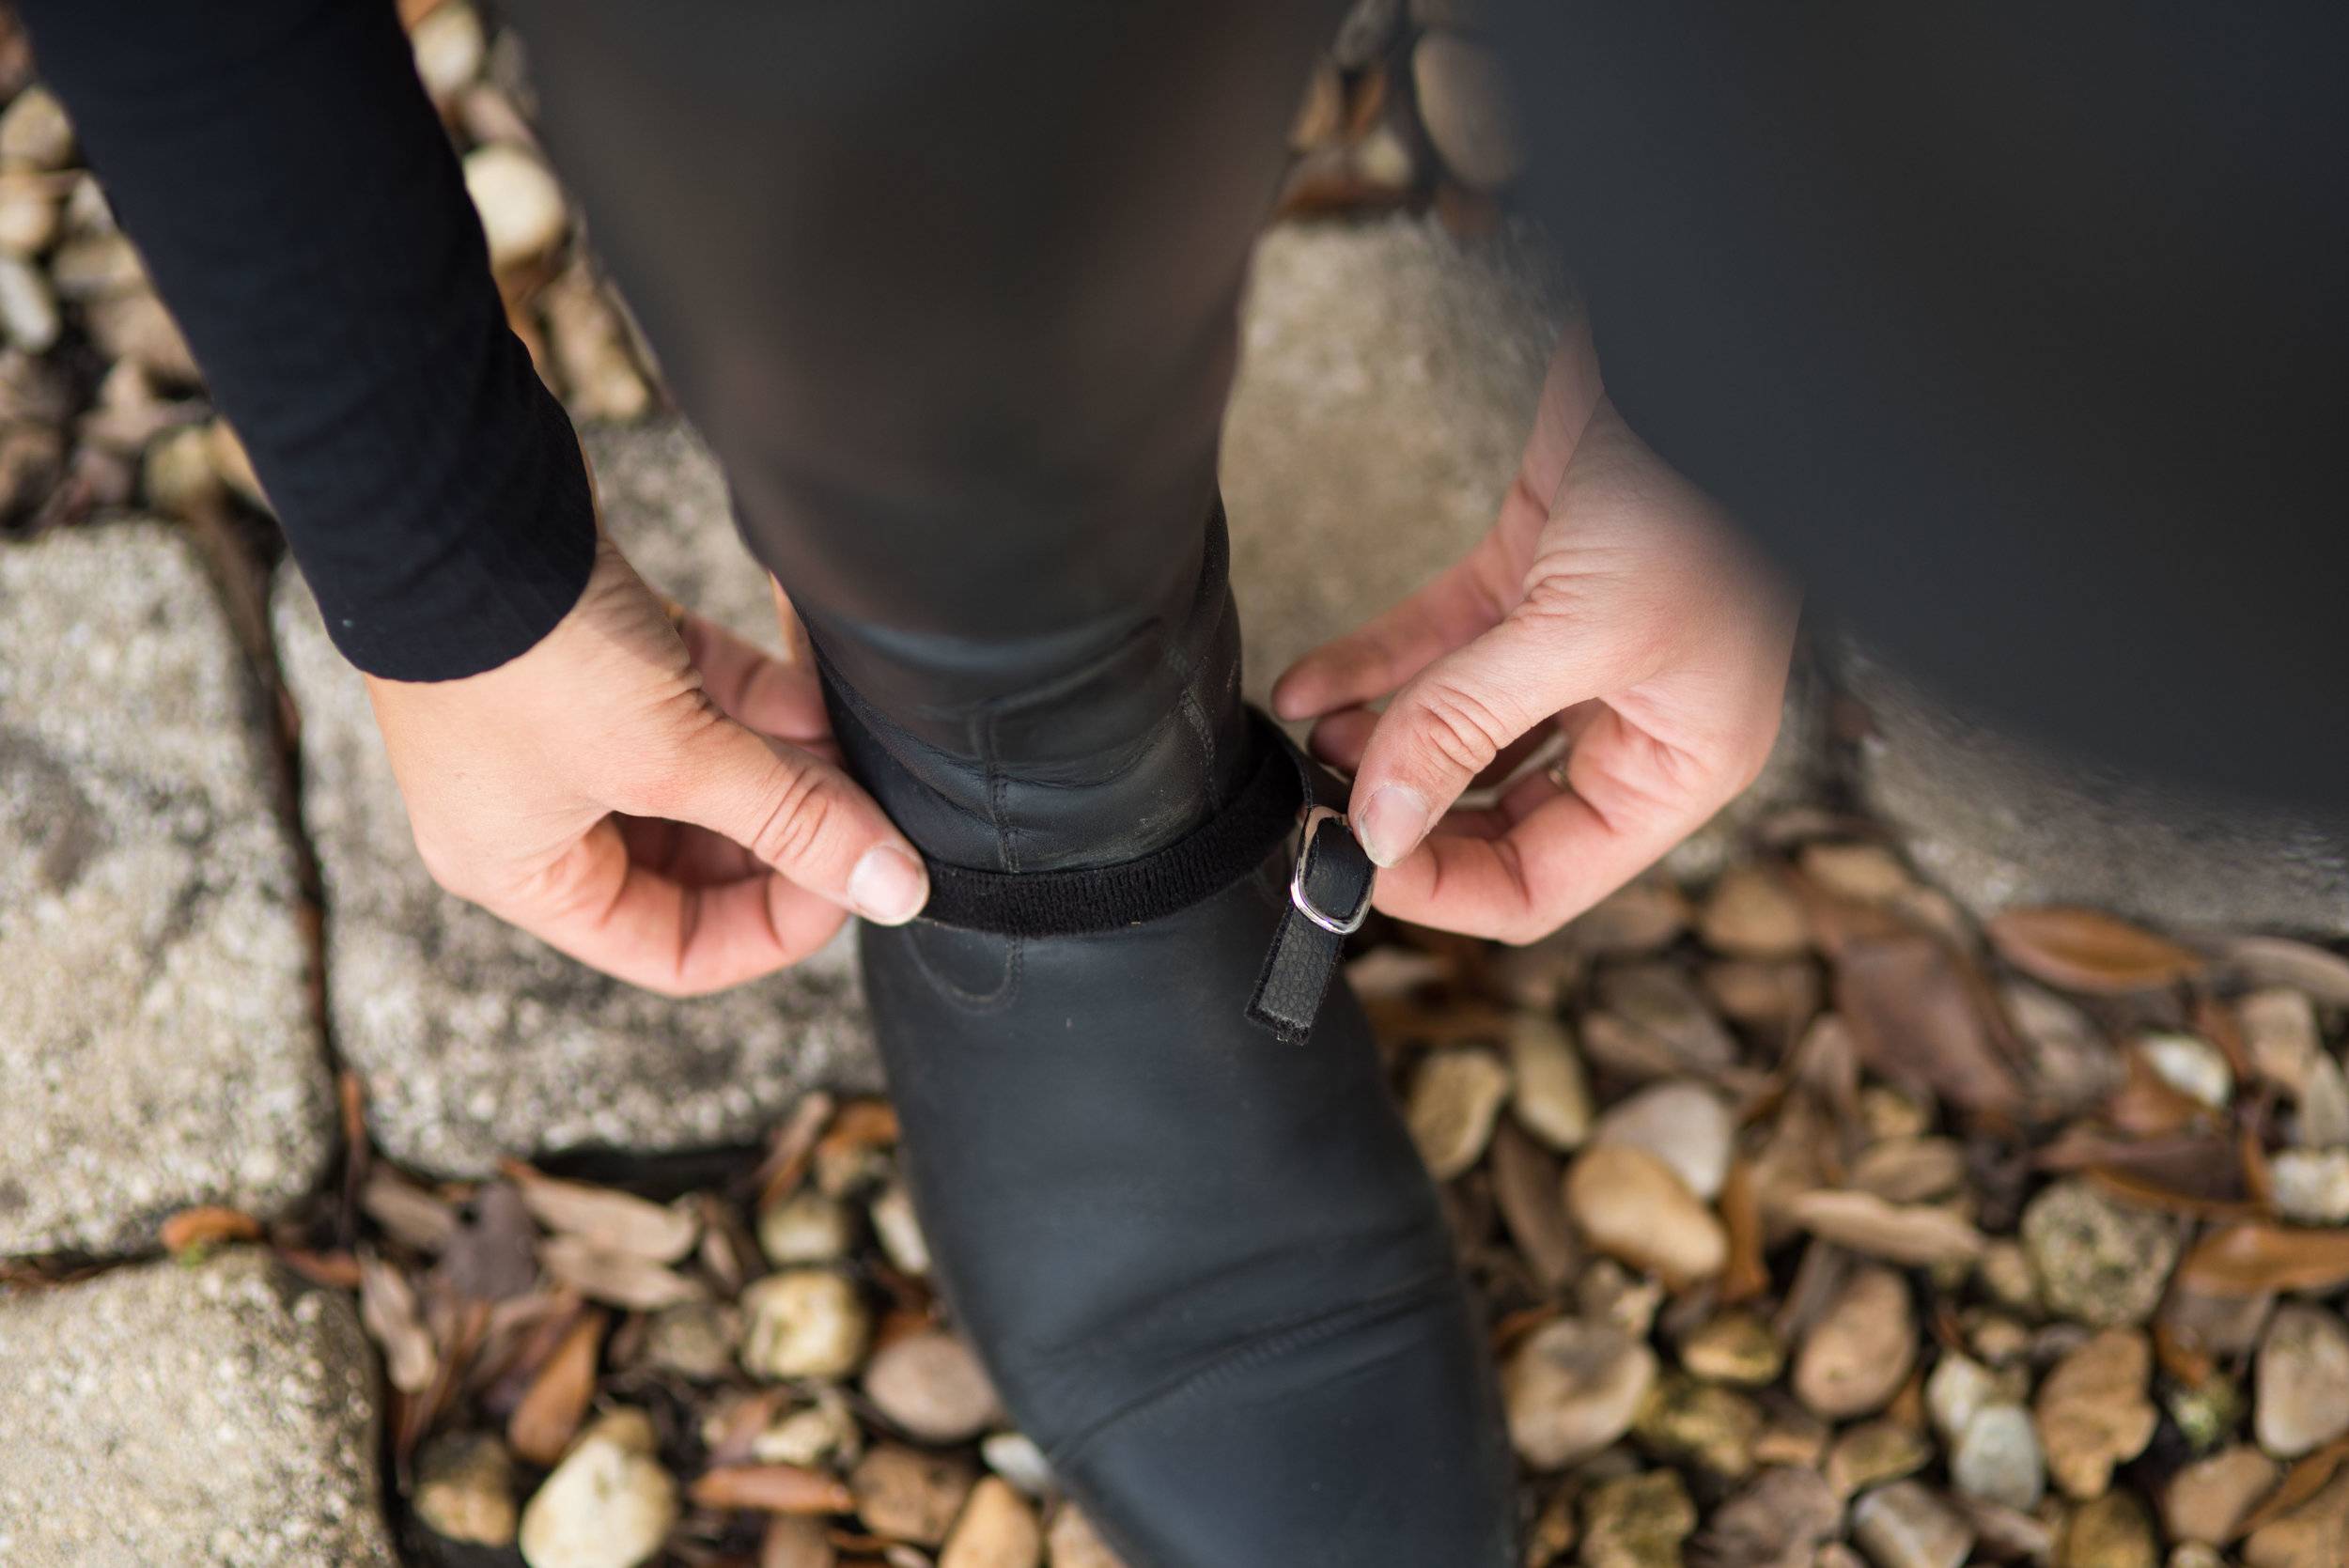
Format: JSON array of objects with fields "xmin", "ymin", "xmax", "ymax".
[{"xmin": 821, "ymin": 517, "xmax": 1517, "ymax": 1568}]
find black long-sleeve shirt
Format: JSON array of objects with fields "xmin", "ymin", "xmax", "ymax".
[{"xmin": 22, "ymin": 0, "xmax": 592, "ymax": 682}]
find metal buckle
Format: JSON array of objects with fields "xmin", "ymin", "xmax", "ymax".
[{"xmin": 1289, "ymin": 804, "xmax": 1373, "ymax": 936}]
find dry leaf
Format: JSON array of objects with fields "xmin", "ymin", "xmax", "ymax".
[
  {"xmin": 1718, "ymin": 1158, "xmax": 1771, "ymax": 1306},
  {"xmin": 1832, "ymin": 932, "xmax": 2020, "ymax": 1118},
  {"xmin": 506, "ymin": 1307, "xmax": 608, "ymax": 1467},
  {"xmin": 504, "ymin": 1160, "xmax": 698, "ymax": 1262},
  {"xmin": 754, "ymin": 1091, "xmax": 837, "ymax": 1212},
  {"xmin": 361, "ymin": 1169, "xmax": 459, "ymax": 1252},
  {"xmin": 274, "ymin": 1247, "xmax": 364, "ymax": 1291},
  {"xmin": 2175, "ymin": 1223, "xmax": 2349, "ymax": 1297},
  {"xmin": 1985, "ymin": 907, "xmax": 2203, "ymax": 994},
  {"xmin": 1778, "ymin": 1188, "xmax": 1986, "ymax": 1266},
  {"xmin": 2234, "ymin": 1432, "xmax": 2349, "ymax": 1541},
  {"xmin": 1488, "ymin": 1121, "xmax": 1578, "ymax": 1291},
  {"xmin": 158, "ymin": 1205, "xmax": 261, "ymax": 1253},
  {"xmin": 359, "ymin": 1250, "xmax": 437, "ymax": 1394},
  {"xmin": 437, "ymin": 1182, "xmax": 541, "ymax": 1303},
  {"xmin": 1847, "ymin": 1138, "xmax": 1968, "ymax": 1204},
  {"xmin": 691, "ymin": 1463, "xmax": 858, "ymax": 1515},
  {"xmin": 538, "ymin": 1233, "xmax": 705, "ymax": 1311},
  {"xmin": 2217, "ymin": 936, "xmax": 2349, "ymax": 1007}
]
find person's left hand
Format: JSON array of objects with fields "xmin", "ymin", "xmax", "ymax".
[{"xmin": 1271, "ymin": 321, "xmax": 1800, "ymax": 943}]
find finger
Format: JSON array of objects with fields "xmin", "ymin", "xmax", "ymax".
[
  {"xmin": 677, "ymin": 612, "xmax": 832, "ymax": 752},
  {"xmin": 495, "ymin": 817, "xmax": 849, "ymax": 995},
  {"xmin": 1269, "ymin": 532, "xmax": 1518, "ymax": 722},
  {"xmin": 1305, "ymin": 706, "xmax": 1379, "ymax": 773},
  {"xmin": 1346, "ymin": 605, "xmax": 1645, "ymax": 868},
  {"xmin": 652, "ymin": 711, "xmax": 929, "ymax": 925},
  {"xmin": 1371, "ymin": 708, "xmax": 1730, "ymax": 942}
]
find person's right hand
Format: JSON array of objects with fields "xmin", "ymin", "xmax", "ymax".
[{"xmin": 364, "ymin": 531, "xmax": 927, "ymax": 996}]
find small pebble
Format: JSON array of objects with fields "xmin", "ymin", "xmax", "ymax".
[
  {"xmin": 0, "ymin": 86, "xmax": 72, "ymax": 170},
  {"xmin": 1680, "ymin": 1312, "xmax": 1783, "ymax": 1387},
  {"xmin": 411, "ymin": 1, "xmax": 487, "ymax": 101},
  {"xmin": 868, "ymin": 1181, "xmax": 930, "ymax": 1276},
  {"xmin": 851, "ymin": 1445, "xmax": 976, "ymax": 1547},
  {"xmin": 980, "ymin": 1431, "xmax": 1052, "ymax": 1497},
  {"xmin": 753, "ymin": 1391, "xmax": 863, "ymax": 1468},
  {"xmin": 1590, "ymin": 1079, "xmax": 1735, "ymax": 1201},
  {"xmin": 1695, "ymin": 862, "xmax": 1812, "ymax": 958},
  {"xmin": 1794, "ymin": 1265, "xmax": 1916, "ymax": 1420},
  {"xmin": 1850, "ymin": 1481, "xmax": 1973, "ymax": 1568},
  {"xmin": 2161, "ymin": 1445, "xmax": 2279, "ymax": 1546},
  {"xmin": 863, "ymin": 1328, "xmax": 1001, "ymax": 1444},
  {"xmin": 2238, "ymin": 987, "xmax": 2322, "ymax": 1093},
  {"xmin": 1406, "ymin": 1048, "xmax": 1513, "ymax": 1179},
  {"xmin": 1827, "ymin": 1421, "xmax": 1933, "ymax": 1497},
  {"xmin": 2138, "ymin": 1032, "xmax": 2233, "ymax": 1109},
  {"xmin": 463, "ymin": 143, "xmax": 567, "ymax": 271},
  {"xmin": 2268, "ymin": 1148, "xmax": 2349, "ymax": 1223},
  {"xmin": 1564, "ymin": 1143, "xmax": 1727, "ymax": 1287},
  {"xmin": 1501, "ymin": 1315, "xmax": 1657, "ymax": 1468},
  {"xmin": 2021, "ymin": 1180, "xmax": 2180, "ymax": 1327},
  {"xmin": 758, "ymin": 1189, "xmax": 855, "ymax": 1265},
  {"xmin": 1579, "ymin": 1470, "xmax": 1696, "ymax": 1568},
  {"xmin": 2035, "ymin": 1328, "xmax": 2158, "ymax": 1498},
  {"xmin": 1631, "ymin": 1371, "xmax": 1763, "ymax": 1479},
  {"xmin": 1695, "ymin": 1467, "xmax": 1841, "ymax": 1568},
  {"xmin": 646, "ymin": 1300, "xmax": 741, "ymax": 1382},
  {"xmin": 1924, "ymin": 1354, "xmax": 2001, "ymax": 1443},
  {"xmin": 1506, "ymin": 1013, "xmax": 1592, "ymax": 1151},
  {"xmin": 2255, "ymin": 1303, "xmax": 2349, "ymax": 1458},
  {"xmin": 740, "ymin": 1269, "xmax": 870, "ymax": 1381},
  {"xmin": 1952, "ymin": 1405, "xmax": 2046, "ymax": 1512},
  {"xmin": 2241, "ymin": 1467, "xmax": 2349, "ymax": 1568},
  {"xmin": 2063, "ymin": 1491, "xmax": 2158, "ymax": 1568},
  {"xmin": 517, "ymin": 1408, "xmax": 677, "ymax": 1568},
  {"xmin": 1046, "ymin": 1504, "xmax": 1131, "ymax": 1568},
  {"xmin": 414, "ymin": 1431, "xmax": 518, "ymax": 1548},
  {"xmin": 939, "ymin": 1476, "xmax": 1041, "ymax": 1568},
  {"xmin": 1798, "ymin": 842, "xmax": 1916, "ymax": 903},
  {"xmin": 1410, "ymin": 32, "xmax": 1524, "ymax": 192},
  {"xmin": 0, "ymin": 171, "xmax": 55, "ymax": 257},
  {"xmin": 0, "ymin": 255, "xmax": 56, "ymax": 352}
]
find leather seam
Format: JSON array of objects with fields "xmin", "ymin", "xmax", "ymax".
[{"xmin": 1043, "ymin": 1266, "xmax": 1460, "ymax": 1470}]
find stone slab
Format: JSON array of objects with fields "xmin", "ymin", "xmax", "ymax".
[
  {"xmin": 0, "ymin": 1249, "xmax": 397, "ymax": 1567},
  {"xmin": 1841, "ymin": 644, "xmax": 2349, "ymax": 938},
  {"xmin": 274, "ymin": 423, "xmax": 880, "ymax": 1179},
  {"xmin": 0, "ymin": 521, "xmax": 330, "ymax": 1258}
]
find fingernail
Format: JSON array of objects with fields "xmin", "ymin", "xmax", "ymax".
[
  {"xmin": 1355, "ymin": 784, "xmax": 1428, "ymax": 868},
  {"xmin": 848, "ymin": 845, "xmax": 928, "ymax": 924}
]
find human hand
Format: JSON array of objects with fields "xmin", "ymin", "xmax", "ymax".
[
  {"xmin": 365, "ymin": 533, "xmax": 927, "ymax": 995},
  {"xmin": 1271, "ymin": 321, "xmax": 1798, "ymax": 943}
]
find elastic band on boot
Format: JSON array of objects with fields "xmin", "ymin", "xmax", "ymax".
[{"xmin": 911, "ymin": 707, "xmax": 1373, "ymax": 1045}]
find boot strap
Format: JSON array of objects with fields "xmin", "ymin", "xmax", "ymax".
[{"xmin": 913, "ymin": 708, "xmax": 1373, "ymax": 1045}]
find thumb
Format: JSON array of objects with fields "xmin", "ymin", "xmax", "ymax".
[
  {"xmin": 1347, "ymin": 606, "xmax": 1637, "ymax": 868},
  {"xmin": 662, "ymin": 711, "xmax": 930, "ymax": 925}
]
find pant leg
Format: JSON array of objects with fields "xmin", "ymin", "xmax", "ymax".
[{"xmin": 502, "ymin": 0, "xmax": 1339, "ymax": 791}]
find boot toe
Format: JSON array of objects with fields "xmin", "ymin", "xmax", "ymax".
[{"xmin": 1051, "ymin": 1275, "xmax": 1518, "ymax": 1568}]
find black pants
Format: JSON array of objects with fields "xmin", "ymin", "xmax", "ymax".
[{"xmin": 506, "ymin": 0, "xmax": 1344, "ymax": 774}]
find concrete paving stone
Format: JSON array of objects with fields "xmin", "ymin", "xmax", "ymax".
[
  {"xmin": 0, "ymin": 1248, "xmax": 397, "ymax": 1567},
  {"xmin": 0, "ymin": 520, "xmax": 330, "ymax": 1258}
]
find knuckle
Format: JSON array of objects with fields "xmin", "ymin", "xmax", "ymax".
[
  {"xmin": 747, "ymin": 765, "xmax": 835, "ymax": 870},
  {"xmin": 1407, "ymin": 679, "xmax": 1516, "ymax": 777}
]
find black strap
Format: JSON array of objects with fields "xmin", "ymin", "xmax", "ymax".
[
  {"xmin": 918, "ymin": 710, "xmax": 1305, "ymax": 937},
  {"xmin": 1245, "ymin": 809, "xmax": 1377, "ymax": 1045},
  {"xmin": 913, "ymin": 707, "xmax": 1373, "ymax": 1045}
]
